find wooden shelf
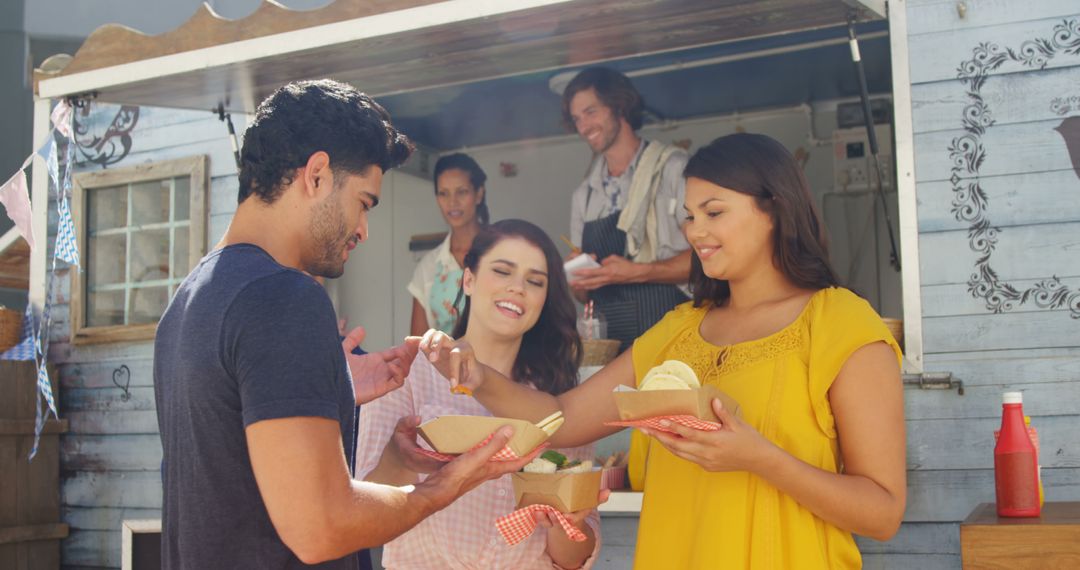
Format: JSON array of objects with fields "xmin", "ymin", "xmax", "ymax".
[{"xmin": 961, "ymin": 502, "xmax": 1080, "ymax": 569}]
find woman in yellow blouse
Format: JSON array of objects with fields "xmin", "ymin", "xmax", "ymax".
[{"xmin": 415, "ymin": 133, "xmax": 906, "ymax": 569}]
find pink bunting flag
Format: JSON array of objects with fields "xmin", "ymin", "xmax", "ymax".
[
  {"xmin": 0, "ymin": 170, "xmax": 34, "ymax": 250},
  {"xmin": 51, "ymin": 101, "xmax": 73, "ymax": 139}
]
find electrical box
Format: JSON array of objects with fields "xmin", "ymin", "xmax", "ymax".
[
  {"xmin": 832, "ymin": 124, "xmax": 892, "ymax": 192},
  {"xmin": 824, "ymin": 122, "xmax": 902, "ymax": 319}
]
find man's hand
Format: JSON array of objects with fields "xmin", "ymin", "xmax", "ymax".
[
  {"xmin": 390, "ymin": 415, "xmax": 446, "ymax": 474},
  {"xmin": 343, "ymin": 326, "xmax": 418, "ymax": 405},
  {"xmin": 569, "ymin": 254, "xmax": 646, "ymax": 291},
  {"xmin": 414, "ymin": 426, "xmax": 545, "ymax": 511}
]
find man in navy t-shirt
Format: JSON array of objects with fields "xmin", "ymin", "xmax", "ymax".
[{"xmin": 154, "ymin": 80, "xmax": 540, "ymax": 569}]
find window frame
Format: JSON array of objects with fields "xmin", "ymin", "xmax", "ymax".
[{"xmin": 70, "ymin": 155, "xmax": 208, "ymax": 345}]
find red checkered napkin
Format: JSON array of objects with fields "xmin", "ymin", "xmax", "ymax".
[
  {"xmin": 495, "ymin": 504, "xmax": 587, "ymax": 545},
  {"xmin": 413, "ymin": 433, "xmax": 540, "ymax": 463},
  {"xmin": 604, "ymin": 415, "xmax": 721, "ymax": 434}
]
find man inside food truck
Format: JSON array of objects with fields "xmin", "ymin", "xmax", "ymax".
[{"xmin": 564, "ymin": 67, "xmax": 692, "ymax": 351}]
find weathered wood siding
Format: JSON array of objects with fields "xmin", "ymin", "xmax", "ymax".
[
  {"xmin": 869, "ymin": 1, "xmax": 1080, "ymax": 567},
  {"xmin": 53, "ymin": 104, "xmax": 241, "ymax": 569}
]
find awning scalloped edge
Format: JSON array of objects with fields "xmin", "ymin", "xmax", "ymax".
[{"xmin": 33, "ymin": 0, "xmax": 440, "ymax": 93}]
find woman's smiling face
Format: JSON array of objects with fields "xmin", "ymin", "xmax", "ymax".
[
  {"xmin": 462, "ymin": 236, "xmax": 549, "ymax": 339},
  {"xmin": 435, "ymin": 168, "xmax": 483, "ymax": 230},
  {"xmin": 682, "ymin": 176, "xmax": 775, "ymax": 282}
]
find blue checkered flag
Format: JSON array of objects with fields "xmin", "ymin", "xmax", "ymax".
[
  {"xmin": 0, "ymin": 304, "xmax": 36, "ymax": 361},
  {"xmin": 43, "ymin": 139, "xmax": 59, "ymax": 191},
  {"xmin": 34, "ymin": 340, "xmax": 57, "ymax": 416},
  {"xmin": 27, "ymin": 339, "xmax": 57, "ymax": 461},
  {"xmin": 55, "ymin": 195, "xmax": 79, "ymax": 266}
]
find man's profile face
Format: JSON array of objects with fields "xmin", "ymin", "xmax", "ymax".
[
  {"xmin": 569, "ymin": 87, "xmax": 622, "ymax": 154},
  {"xmin": 307, "ymin": 165, "xmax": 383, "ymax": 278}
]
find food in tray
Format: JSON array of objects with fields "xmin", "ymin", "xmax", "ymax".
[
  {"xmin": 450, "ymin": 384, "xmax": 473, "ymax": 396},
  {"xmin": 534, "ymin": 410, "xmax": 565, "ymax": 436},
  {"xmin": 639, "ymin": 359, "xmax": 700, "ymax": 391},
  {"xmin": 522, "ymin": 450, "xmax": 594, "ymax": 474}
]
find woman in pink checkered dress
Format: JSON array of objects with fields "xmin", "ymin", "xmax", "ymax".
[{"xmin": 356, "ymin": 219, "xmax": 603, "ymax": 569}]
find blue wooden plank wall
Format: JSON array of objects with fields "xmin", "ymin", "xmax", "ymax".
[
  {"xmin": 50, "ymin": 104, "xmax": 241, "ymax": 569},
  {"xmin": 874, "ymin": 1, "xmax": 1080, "ymax": 568}
]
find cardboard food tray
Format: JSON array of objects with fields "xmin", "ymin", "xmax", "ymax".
[
  {"xmin": 417, "ymin": 415, "xmax": 549, "ymax": 456},
  {"xmin": 612, "ymin": 383, "xmax": 741, "ymax": 422},
  {"xmin": 512, "ymin": 469, "xmax": 603, "ymax": 513}
]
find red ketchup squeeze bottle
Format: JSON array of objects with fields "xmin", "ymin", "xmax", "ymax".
[{"xmin": 994, "ymin": 391, "xmax": 1040, "ymax": 517}]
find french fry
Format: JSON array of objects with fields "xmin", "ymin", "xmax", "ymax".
[
  {"xmin": 450, "ymin": 385, "xmax": 473, "ymax": 396},
  {"xmin": 538, "ymin": 417, "xmax": 564, "ymax": 436},
  {"xmin": 534, "ymin": 411, "xmax": 563, "ymax": 430}
]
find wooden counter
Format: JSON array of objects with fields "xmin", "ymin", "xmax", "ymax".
[{"xmin": 960, "ymin": 502, "xmax": 1080, "ymax": 569}]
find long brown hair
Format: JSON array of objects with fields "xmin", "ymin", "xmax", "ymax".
[
  {"xmin": 451, "ymin": 219, "xmax": 582, "ymax": 395},
  {"xmin": 683, "ymin": 133, "xmax": 839, "ymax": 307}
]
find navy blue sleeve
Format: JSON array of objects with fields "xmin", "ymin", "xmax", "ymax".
[{"xmin": 222, "ymin": 271, "xmax": 348, "ymax": 427}]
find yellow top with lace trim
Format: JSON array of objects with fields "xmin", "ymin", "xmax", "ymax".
[{"xmin": 626, "ymin": 287, "xmax": 901, "ymax": 570}]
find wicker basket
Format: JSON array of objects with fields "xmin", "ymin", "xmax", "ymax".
[
  {"xmin": 0, "ymin": 307, "xmax": 23, "ymax": 353},
  {"xmin": 581, "ymin": 338, "xmax": 620, "ymax": 367},
  {"xmin": 882, "ymin": 318, "xmax": 904, "ymax": 351}
]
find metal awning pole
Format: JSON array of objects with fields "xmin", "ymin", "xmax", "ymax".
[
  {"xmin": 216, "ymin": 104, "xmax": 241, "ymax": 171},
  {"xmin": 847, "ymin": 12, "xmax": 901, "ymax": 272}
]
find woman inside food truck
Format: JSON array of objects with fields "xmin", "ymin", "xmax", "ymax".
[
  {"xmin": 408, "ymin": 153, "xmax": 491, "ymax": 336},
  {"xmin": 357, "ymin": 219, "xmax": 605, "ymax": 569},
  {"xmin": 416, "ymin": 133, "xmax": 906, "ymax": 569}
]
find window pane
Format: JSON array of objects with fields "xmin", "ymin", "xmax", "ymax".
[
  {"xmin": 87, "ymin": 185, "xmax": 127, "ymax": 232},
  {"xmin": 87, "ymin": 290, "xmax": 125, "ymax": 327},
  {"xmin": 129, "ymin": 286, "xmax": 168, "ymax": 325},
  {"xmin": 174, "ymin": 176, "xmax": 190, "ymax": 221},
  {"xmin": 88, "ymin": 234, "xmax": 126, "ymax": 287},
  {"xmin": 173, "ymin": 226, "xmax": 190, "ymax": 279},
  {"xmin": 130, "ymin": 229, "xmax": 170, "ymax": 284},
  {"xmin": 131, "ymin": 179, "xmax": 170, "ymax": 225}
]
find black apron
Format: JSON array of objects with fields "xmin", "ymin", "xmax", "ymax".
[{"xmin": 581, "ymin": 188, "xmax": 689, "ymax": 353}]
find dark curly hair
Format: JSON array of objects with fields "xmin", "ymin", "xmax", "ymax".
[
  {"xmin": 237, "ymin": 79, "xmax": 414, "ymax": 204},
  {"xmin": 433, "ymin": 153, "xmax": 490, "ymax": 226},
  {"xmin": 684, "ymin": 133, "xmax": 839, "ymax": 307},
  {"xmin": 561, "ymin": 67, "xmax": 645, "ymax": 132},
  {"xmin": 451, "ymin": 219, "xmax": 582, "ymax": 396}
]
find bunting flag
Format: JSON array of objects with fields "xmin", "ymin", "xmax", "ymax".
[
  {"xmin": 28, "ymin": 381, "xmax": 49, "ymax": 460},
  {"xmin": 45, "ymin": 139, "xmax": 59, "ymax": 193},
  {"xmin": 38, "ymin": 136, "xmax": 59, "ymax": 194},
  {"xmin": 50, "ymin": 100, "xmax": 73, "ymax": 139},
  {"xmin": 28, "ymin": 337, "xmax": 57, "ymax": 460},
  {"xmin": 55, "ymin": 195, "xmax": 79, "ymax": 266},
  {"xmin": 24, "ymin": 99, "xmax": 77, "ymax": 460},
  {"xmin": 0, "ymin": 304, "xmax": 36, "ymax": 361},
  {"xmin": 36, "ymin": 135, "xmax": 54, "ymax": 162},
  {"xmin": 0, "ymin": 170, "xmax": 34, "ymax": 250},
  {"xmin": 34, "ymin": 339, "xmax": 57, "ymax": 416},
  {"xmin": 0, "ymin": 98, "xmax": 85, "ymax": 460},
  {"xmin": 54, "ymin": 125, "xmax": 79, "ymax": 266}
]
